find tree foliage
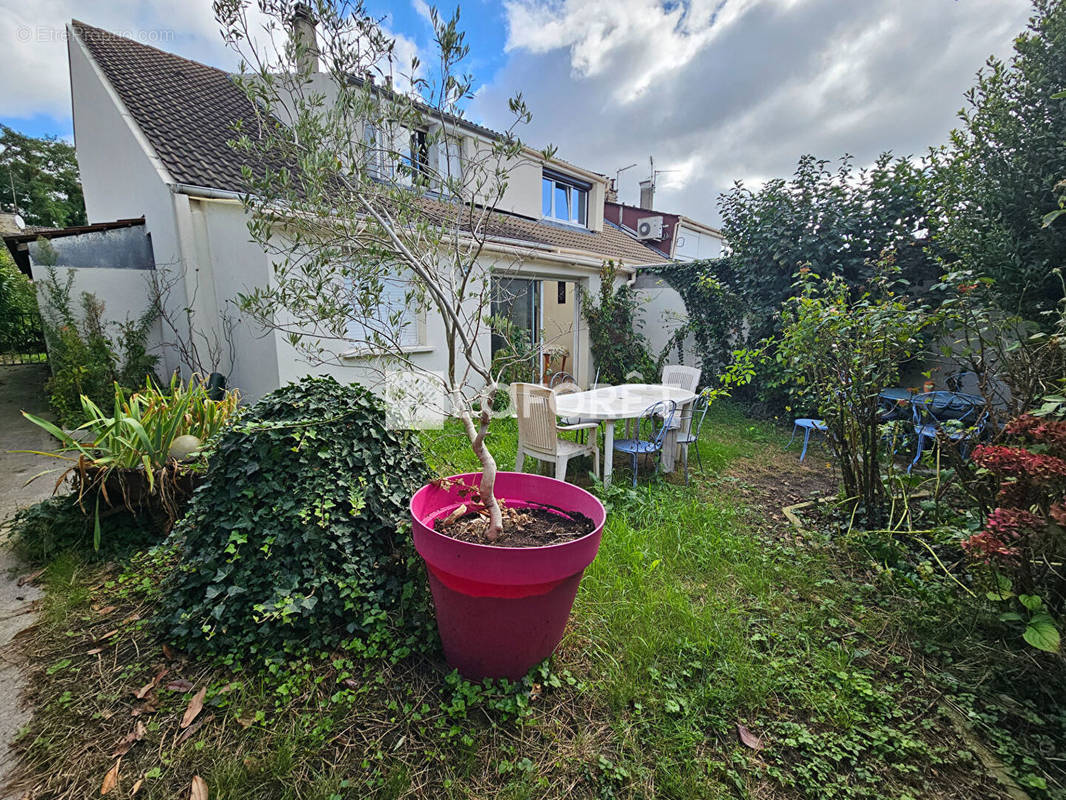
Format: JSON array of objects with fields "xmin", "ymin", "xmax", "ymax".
[
  {"xmin": 778, "ymin": 263, "xmax": 933, "ymax": 528},
  {"xmin": 0, "ymin": 245, "xmax": 38, "ymax": 339},
  {"xmin": 652, "ymin": 154, "xmax": 936, "ymax": 401},
  {"xmin": 0, "ymin": 125, "xmax": 86, "ymax": 228},
  {"xmin": 218, "ymin": 0, "xmax": 544, "ymax": 539},
  {"xmin": 931, "ymin": 0, "xmax": 1066, "ymax": 324},
  {"xmin": 718, "ymin": 153, "xmax": 938, "ymax": 346}
]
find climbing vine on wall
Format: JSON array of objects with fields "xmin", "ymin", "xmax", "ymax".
[
  {"xmin": 581, "ymin": 262, "xmax": 655, "ymax": 384},
  {"xmin": 644, "ymin": 257, "xmax": 744, "ymax": 381}
]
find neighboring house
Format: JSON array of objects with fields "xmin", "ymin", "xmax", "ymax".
[
  {"xmin": 7, "ymin": 19, "xmax": 664, "ymax": 402},
  {"xmin": 604, "ymin": 182, "xmax": 724, "ymax": 366}
]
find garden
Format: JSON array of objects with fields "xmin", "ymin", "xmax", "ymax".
[{"xmin": 2, "ymin": 1, "xmax": 1066, "ymax": 798}]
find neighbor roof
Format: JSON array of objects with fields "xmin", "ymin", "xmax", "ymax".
[{"xmin": 71, "ymin": 21, "xmax": 662, "ymax": 266}]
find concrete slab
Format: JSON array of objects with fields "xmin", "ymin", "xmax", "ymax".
[{"xmin": 0, "ymin": 365, "xmax": 55, "ymax": 796}]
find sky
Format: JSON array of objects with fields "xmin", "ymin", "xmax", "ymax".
[{"xmin": 0, "ymin": 0, "xmax": 1035, "ymax": 225}]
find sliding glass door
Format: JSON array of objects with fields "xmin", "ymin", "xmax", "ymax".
[{"xmin": 490, "ymin": 277, "xmax": 541, "ymax": 383}]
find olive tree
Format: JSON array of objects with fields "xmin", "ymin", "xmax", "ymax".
[{"xmin": 215, "ymin": 0, "xmax": 550, "ymax": 539}]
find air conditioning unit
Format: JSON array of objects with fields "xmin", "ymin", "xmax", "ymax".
[{"xmin": 635, "ymin": 216, "xmax": 663, "ymax": 240}]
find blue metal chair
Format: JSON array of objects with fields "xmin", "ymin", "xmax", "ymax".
[
  {"xmin": 787, "ymin": 418, "xmax": 827, "ymax": 462},
  {"xmin": 908, "ymin": 391, "xmax": 983, "ymax": 473},
  {"xmin": 677, "ymin": 393, "xmax": 711, "ymax": 483},
  {"xmin": 613, "ymin": 400, "xmax": 677, "ymax": 487}
]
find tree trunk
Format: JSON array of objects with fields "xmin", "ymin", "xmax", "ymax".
[{"xmin": 460, "ymin": 404, "xmax": 503, "ymax": 541}]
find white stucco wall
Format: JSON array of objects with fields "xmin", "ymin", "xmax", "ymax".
[
  {"xmin": 66, "ymin": 31, "xmax": 622, "ymax": 406},
  {"xmin": 674, "ymin": 225, "xmax": 723, "ymax": 261},
  {"xmin": 29, "ymin": 265, "xmax": 163, "ymax": 351},
  {"xmin": 635, "ymin": 276, "xmax": 696, "ymax": 370},
  {"xmin": 68, "ymin": 30, "xmax": 191, "ymax": 382}
]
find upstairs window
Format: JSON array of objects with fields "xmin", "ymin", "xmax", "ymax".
[{"xmin": 542, "ymin": 170, "xmax": 589, "ymax": 226}]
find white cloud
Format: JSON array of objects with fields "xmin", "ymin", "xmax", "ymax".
[
  {"xmin": 0, "ymin": 0, "xmax": 270, "ymax": 122},
  {"xmin": 475, "ymin": 0, "xmax": 1033, "ymax": 224},
  {"xmin": 0, "ymin": 0, "xmax": 425, "ymax": 122}
]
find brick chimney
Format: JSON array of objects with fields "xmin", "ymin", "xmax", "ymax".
[
  {"xmin": 291, "ymin": 3, "xmax": 319, "ymax": 74},
  {"xmin": 639, "ymin": 179, "xmax": 654, "ymax": 210},
  {"xmin": 606, "ymin": 178, "xmax": 618, "ymax": 203}
]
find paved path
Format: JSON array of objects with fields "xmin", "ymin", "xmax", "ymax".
[{"xmin": 0, "ymin": 365, "xmax": 55, "ymax": 795}]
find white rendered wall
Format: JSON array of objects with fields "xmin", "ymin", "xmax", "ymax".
[
  {"xmin": 67, "ymin": 31, "xmax": 190, "ymax": 382},
  {"xmin": 635, "ymin": 278, "xmax": 696, "ymax": 372},
  {"xmin": 673, "ymin": 225, "xmax": 723, "ymax": 262}
]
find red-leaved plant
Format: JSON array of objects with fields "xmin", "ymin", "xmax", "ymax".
[{"xmin": 963, "ymin": 415, "xmax": 1066, "ymax": 653}]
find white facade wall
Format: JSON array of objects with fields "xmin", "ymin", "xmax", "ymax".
[
  {"xmin": 68, "ymin": 32, "xmax": 191, "ymax": 382},
  {"xmin": 673, "ymin": 225, "xmax": 723, "ymax": 262},
  {"xmin": 65, "ymin": 30, "xmax": 621, "ymax": 406},
  {"xmin": 635, "ymin": 276, "xmax": 696, "ymax": 372}
]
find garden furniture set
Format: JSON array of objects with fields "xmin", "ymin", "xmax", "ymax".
[
  {"xmin": 789, "ymin": 378, "xmax": 992, "ymax": 470},
  {"xmin": 517, "ymin": 365, "xmax": 706, "ymax": 487}
]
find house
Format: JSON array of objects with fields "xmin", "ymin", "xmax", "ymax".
[
  {"xmin": 9, "ymin": 19, "xmax": 665, "ymax": 402},
  {"xmin": 604, "ymin": 177, "xmax": 724, "ymax": 365}
]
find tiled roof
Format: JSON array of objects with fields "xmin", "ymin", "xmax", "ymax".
[
  {"xmin": 71, "ymin": 21, "xmax": 663, "ymax": 266},
  {"xmin": 72, "ymin": 20, "xmax": 271, "ymax": 192},
  {"xmin": 417, "ymin": 196, "xmax": 668, "ymax": 264}
]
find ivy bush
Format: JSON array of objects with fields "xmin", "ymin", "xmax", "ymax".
[
  {"xmin": 581, "ymin": 262, "xmax": 655, "ymax": 384},
  {"xmin": 164, "ymin": 376, "xmax": 431, "ymax": 659}
]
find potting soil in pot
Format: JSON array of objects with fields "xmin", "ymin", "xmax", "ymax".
[{"xmin": 439, "ymin": 503, "xmax": 593, "ymax": 548}]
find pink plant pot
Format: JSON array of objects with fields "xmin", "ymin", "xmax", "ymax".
[{"xmin": 410, "ymin": 472, "xmax": 606, "ymax": 680}]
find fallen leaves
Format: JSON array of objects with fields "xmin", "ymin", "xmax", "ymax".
[
  {"xmin": 130, "ymin": 696, "xmax": 160, "ymax": 718},
  {"xmin": 17, "ymin": 568, "xmax": 44, "ymax": 587},
  {"xmin": 189, "ymin": 775, "xmax": 208, "ymax": 800},
  {"xmin": 737, "ymin": 723, "xmax": 764, "ymax": 751},
  {"xmin": 166, "ymin": 679, "xmax": 195, "ymax": 693},
  {"xmin": 111, "ymin": 722, "xmax": 146, "ymax": 758},
  {"xmin": 133, "ymin": 667, "xmax": 168, "ymax": 700},
  {"xmin": 180, "ymin": 687, "xmax": 207, "ymax": 729},
  {"xmin": 176, "ymin": 713, "xmax": 214, "ymax": 745},
  {"xmin": 130, "ymin": 778, "xmax": 144, "ymax": 796},
  {"xmin": 100, "ymin": 759, "xmax": 121, "ymax": 795}
]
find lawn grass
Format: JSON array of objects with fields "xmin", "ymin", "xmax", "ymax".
[{"xmin": 4, "ymin": 402, "xmax": 1062, "ymax": 799}]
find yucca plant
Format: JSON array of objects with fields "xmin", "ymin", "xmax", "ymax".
[{"xmin": 22, "ymin": 374, "xmax": 240, "ymax": 545}]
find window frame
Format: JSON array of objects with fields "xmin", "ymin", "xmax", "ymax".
[{"xmin": 541, "ymin": 169, "xmax": 590, "ymax": 227}]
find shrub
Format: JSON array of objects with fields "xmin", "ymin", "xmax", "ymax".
[
  {"xmin": 23, "ymin": 374, "xmax": 241, "ymax": 543},
  {"xmin": 164, "ymin": 376, "xmax": 431, "ymax": 659},
  {"xmin": 777, "ymin": 261, "xmax": 932, "ymax": 528},
  {"xmin": 962, "ymin": 414, "xmax": 1066, "ymax": 654},
  {"xmin": 0, "ymin": 247, "xmax": 38, "ymax": 337},
  {"xmin": 582, "ymin": 262, "xmax": 655, "ymax": 384}
]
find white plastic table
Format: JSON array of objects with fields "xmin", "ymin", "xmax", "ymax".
[{"xmin": 553, "ymin": 383, "xmax": 697, "ymax": 485}]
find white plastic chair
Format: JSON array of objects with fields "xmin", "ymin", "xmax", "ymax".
[
  {"xmin": 513, "ymin": 383, "xmax": 600, "ymax": 481},
  {"xmin": 661, "ymin": 364, "xmax": 701, "ymax": 393}
]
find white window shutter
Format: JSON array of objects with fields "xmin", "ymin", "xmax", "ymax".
[{"xmin": 347, "ymin": 277, "xmax": 418, "ymax": 349}]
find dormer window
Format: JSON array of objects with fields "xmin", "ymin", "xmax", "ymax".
[{"xmin": 542, "ymin": 170, "xmax": 589, "ymax": 227}]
